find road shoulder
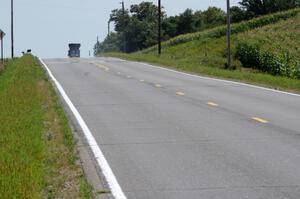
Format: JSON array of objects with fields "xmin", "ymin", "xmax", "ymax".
[{"xmin": 40, "ymin": 58, "xmax": 113, "ymax": 199}]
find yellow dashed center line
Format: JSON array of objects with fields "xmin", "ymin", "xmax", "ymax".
[
  {"xmin": 252, "ymin": 117, "xmax": 269, "ymax": 124},
  {"xmin": 88, "ymin": 62, "xmax": 110, "ymax": 71},
  {"xmin": 98, "ymin": 64, "xmax": 110, "ymax": 71},
  {"xmin": 76, "ymin": 64, "xmax": 271, "ymax": 126},
  {"xmin": 176, "ymin": 92, "xmax": 185, "ymax": 96},
  {"xmin": 207, "ymin": 102, "xmax": 219, "ymax": 107}
]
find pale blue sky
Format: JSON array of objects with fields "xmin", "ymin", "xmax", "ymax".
[{"xmin": 0, "ymin": 0, "xmax": 240, "ymax": 58}]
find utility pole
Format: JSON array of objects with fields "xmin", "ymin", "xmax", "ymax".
[
  {"xmin": 226, "ymin": 0, "xmax": 231, "ymax": 68},
  {"xmin": 0, "ymin": 31, "xmax": 4, "ymax": 62},
  {"xmin": 158, "ymin": 0, "xmax": 162, "ymax": 55},
  {"xmin": 1, "ymin": 36, "xmax": 3, "ymax": 61},
  {"xmin": 121, "ymin": 1, "xmax": 126, "ymax": 53},
  {"xmin": 11, "ymin": 0, "xmax": 14, "ymax": 58}
]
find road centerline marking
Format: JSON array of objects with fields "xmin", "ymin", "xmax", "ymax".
[
  {"xmin": 87, "ymin": 61, "xmax": 110, "ymax": 71},
  {"xmin": 207, "ymin": 102, "xmax": 218, "ymax": 107},
  {"xmin": 97, "ymin": 64, "xmax": 110, "ymax": 71},
  {"xmin": 176, "ymin": 91, "xmax": 185, "ymax": 96},
  {"xmin": 252, "ymin": 117, "xmax": 269, "ymax": 124}
]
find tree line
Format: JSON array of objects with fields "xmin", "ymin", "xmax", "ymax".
[{"xmin": 94, "ymin": 0, "xmax": 299, "ymax": 54}]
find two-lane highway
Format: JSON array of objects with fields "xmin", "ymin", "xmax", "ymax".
[{"xmin": 44, "ymin": 57, "xmax": 300, "ymax": 199}]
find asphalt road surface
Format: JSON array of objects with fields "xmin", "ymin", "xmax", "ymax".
[{"xmin": 44, "ymin": 57, "xmax": 300, "ymax": 199}]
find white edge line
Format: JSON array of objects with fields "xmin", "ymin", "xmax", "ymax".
[
  {"xmin": 109, "ymin": 57, "xmax": 300, "ymax": 98},
  {"xmin": 39, "ymin": 58, "xmax": 127, "ymax": 199}
]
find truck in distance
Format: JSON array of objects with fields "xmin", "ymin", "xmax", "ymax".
[{"xmin": 68, "ymin": 43, "xmax": 81, "ymax": 58}]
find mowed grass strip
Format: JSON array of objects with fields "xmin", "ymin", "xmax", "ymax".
[{"xmin": 0, "ymin": 55, "xmax": 93, "ymax": 199}]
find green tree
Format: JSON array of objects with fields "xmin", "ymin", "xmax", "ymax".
[
  {"xmin": 94, "ymin": 33, "xmax": 121, "ymax": 54},
  {"xmin": 201, "ymin": 7, "xmax": 226, "ymax": 27},
  {"xmin": 127, "ymin": 2, "xmax": 160, "ymax": 51},
  {"xmin": 107, "ymin": 2, "xmax": 161, "ymax": 52},
  {"xmin": 230, "ymin": 6, "xmax": 251, "ymax": 23},
  {"xmin": 162, "ymin": 16, "xmax": 179, "ymax": 39},
  {"xmin": 162, "ymin": 7, "xmax": 226, "ymax": 38},
  {"xmin": 239, "ymin": 0, "xmax": 299, "ymax": 16},
  {"xmin": 176, "ymin": 9, "xmax": 196, "ymax": 35},
  {"xmin": 110, "ymin": 8, "xmax": 130, "ymax": 32}
]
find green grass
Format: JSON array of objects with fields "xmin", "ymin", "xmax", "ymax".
[
  {"xmin": 102, "ymin": 9, "xmax": 300, "ymax": 93},
  {"xmin": 0, "ymin": 59, "xmax": 9, "ymax": 74},
  {"xmin": 236, "ymin": 13, "xmax": 300, "ymax": 78},
  {"xmin": 0, "ymin": 55, "xmax": 94, "ymax": 198},
  {"xmin": 238, "ymin": 13, "xmax": 300, "ymax": 59}
]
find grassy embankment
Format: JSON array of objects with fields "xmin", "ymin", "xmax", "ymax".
[
  {"xmin": 0, "ymin": 59, "xmax": 7, "ymax": 72},
  {"xmin": 0, "ymin": 55, "xmax": 94, "ymax": 198},
  {"xmin": 104, "ymin": 8, "xmax": 300, "ymax": 93}
]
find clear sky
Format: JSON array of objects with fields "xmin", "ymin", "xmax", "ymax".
[{"xmin": 0, "ymin": 0, "xmax": 240, "ymax": 58}]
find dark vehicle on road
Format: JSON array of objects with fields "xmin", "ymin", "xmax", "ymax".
[{"xmin": 68, "ymin": 43, "xmax": 81, "ymax": 57}]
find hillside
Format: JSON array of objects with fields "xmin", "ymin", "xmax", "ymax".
[
  {"xmin": 236, "ymin": 13, "xmax": 300, "ymax": 78},
  {"xmin": 104, "ymin": 8, "xmax": 300, "ymax": 92}
]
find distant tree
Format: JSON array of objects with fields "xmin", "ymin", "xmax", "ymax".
[
  {"xmin": 162, "ymin": 7, "xmax": 226, "ymax": 38},
  {"xmin": 128, "ymin": 2, "xmax": 160, "ymax": 51},
  {"xmin": 176, "ymin": 9, "xmax": 196, "ymax": 35},
  {"xmin": 201, "ymin": 7, "xmax": 226, "ymax": 27},
  {"xmin": 93, "ymin": 39, "xmax": 101, "ymax": 55},
  {"xmin": 230, "ymin": 6, "xmax": 251, "ymax": 23},
  {"xmin": 107, "ymin": 2, "xmax": 162, "ymax": 52},
  {"xmin": 193, "ymin": 11, "xmax": 205, "ymax": 30},
  {"xmin": 239, "ymin": 0, "xmax": 299, "ymax": 16},
  {"xmin": 94, "ymin": 33, "xmax": 122, "ymax": 54},
  {"xmin": 109, "ymin": 7, "xmax": 130, "ymax": 52},
  {"xmin": 110, "ymin": 8, "xmax": 130, "ymax": 33},
  {"xmin": 130, "ymin": 2, "xmax": 158, "ymax": 21},
  {"xmin": 162, "ymin": 16, "xmax": 179, "ymax": 39}
]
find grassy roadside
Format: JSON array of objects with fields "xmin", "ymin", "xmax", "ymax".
[
  {"xmin": 0, "ymin": 60, "xmax": 7, "ymax": 73},
  {"xmin": 0, "ymin": 55, "xmax": 94, "ymax": 198},
  {"xmin": 103, "ymin": 52, "xmax": 300, "ymax": 94}
]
